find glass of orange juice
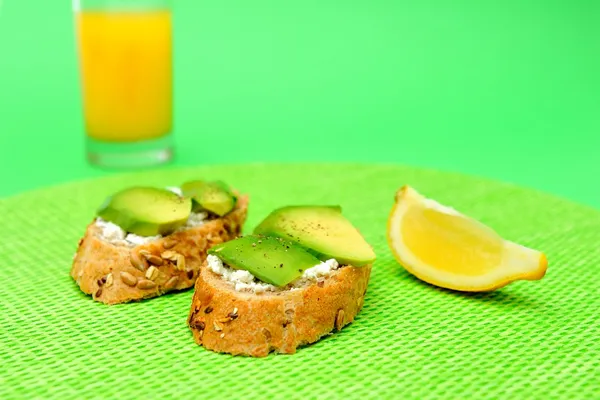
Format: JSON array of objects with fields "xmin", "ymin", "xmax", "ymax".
[{"xmin": 73, "ymin": 0, "xmax": 173, "ymax": 167}]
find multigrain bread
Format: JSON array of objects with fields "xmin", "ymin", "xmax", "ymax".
[
  {"xmin": 71, "ymin": 195, "xmax": 248, "ymax": 305},
  {"xmin": 187, "ymin": 262, "xmax": 372, "ymax": 357}
]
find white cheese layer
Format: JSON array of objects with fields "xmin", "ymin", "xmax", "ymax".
[
  {"xmin": 95, "ymin": 211, "xmax": 208, "ymax": 247},
  {"xmin": 206, "ymin": 254, "xmax": 340, "ymax": 294},
  {"xmin": 95, "ymin": 186, "xmax": 207, "ymax": 247}
]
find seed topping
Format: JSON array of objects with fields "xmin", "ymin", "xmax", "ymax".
[
  {"xmin": 145, "ymin": 266, "xmax": 159, "ymax": 281},
  {"xmin": 120, "ymin": 271, "xmax": 137, "ymax": 287},
  {"xmin": 105, "ymin": 273, "xmax": 114, "ymax": 288},
  {"xmin": 137, "ymin": 279, "xmax": 157, "ymax": 290}
]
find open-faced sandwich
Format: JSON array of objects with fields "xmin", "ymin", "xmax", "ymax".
[
  {"xmin": 71, "ymin": 180, "xmax": 248, "ymax": 304},
  {"xmin": 187, "ymin": 205, "xmax": 376, "ymax": 357}
]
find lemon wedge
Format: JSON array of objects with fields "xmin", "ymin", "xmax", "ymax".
[{"xmin": 387, "ymin": 186, "xmax": 547, "ymax": 292}]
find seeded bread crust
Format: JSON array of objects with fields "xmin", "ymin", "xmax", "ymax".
[
  {"xmin": 188, "ymin": 262, "xmax": 372, "ymax": 357},
  {"xmin": 70, "ymin": 195, "xmax": 248, "ymax": 305}
]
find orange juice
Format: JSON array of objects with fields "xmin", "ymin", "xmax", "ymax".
[{"xmin": 76, "ymin": 10, "xmax": 172, "ymax": 142}]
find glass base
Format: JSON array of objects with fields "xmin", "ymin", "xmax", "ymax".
[{"xmin": 86, "ymin": 134, "xmax": 173, "ymax": 168}]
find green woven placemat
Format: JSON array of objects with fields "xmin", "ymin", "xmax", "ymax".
[{"xmin": 1, "ymin": 163, "xmax": 598, "ymax": 400}]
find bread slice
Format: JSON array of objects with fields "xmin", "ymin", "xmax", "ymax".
[
  {"xmin": 187, "ymin": 261, "xmax": 371, "ymax": 357},
  {"xmin": 70, "ymin": 195, "xmax": 248, "ymax": 305}
]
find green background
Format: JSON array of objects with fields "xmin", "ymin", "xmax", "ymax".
[{"xmin": 0, "ymin": 0, "xmax": 599, "ymax": 206}]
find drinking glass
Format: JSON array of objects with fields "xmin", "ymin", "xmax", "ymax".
[{"xmin": 73, "ymin": 0, "xmax": 173, "ymax": 167}]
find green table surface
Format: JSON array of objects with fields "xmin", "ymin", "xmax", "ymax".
[
  {"xmin": 0, "ymin": 1, "xmax": 599, "ymax": 206},
  {"xmin": 1, "ymin": 164, "xmax": 599, "ymax": 400}
]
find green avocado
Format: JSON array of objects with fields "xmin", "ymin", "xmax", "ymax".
[
  {"xmin": 254, "ymin": 206, "xmax": 376, "ymax": 266},
  {"xmin": 181, "ymin": 180, "xmax": 237, "ymax": 216},
  {"xmin": 97, "ymin": 187, "xmax": 191, "ymax": 236},
  {"xmin": 208, "ymin": 235, "xmax": 322, "ymax": 287}
]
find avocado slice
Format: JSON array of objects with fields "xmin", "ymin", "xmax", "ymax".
[
  {"xmin": 181, "ymin": 180, "xmax": 237, "ymax": 216},
  {"xmin": 254, "ymin": 206, "xmax": 376, "ymax": 266},
  {"xmin": 208, "ymin": 235, "xmax": 322, "ymax": 287},
  {"xmin": 97, "ymin": 187, "xmax": 192, "ymax": 236}
]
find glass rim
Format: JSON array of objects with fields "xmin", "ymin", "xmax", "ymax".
[{"xmin": 73, "ymin": 0, "xmax": 172, "ymax": 12}]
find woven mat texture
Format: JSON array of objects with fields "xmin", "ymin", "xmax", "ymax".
[{"xmin": 0, "ymin": 163, "xmax": 598, "ymax": 400}]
